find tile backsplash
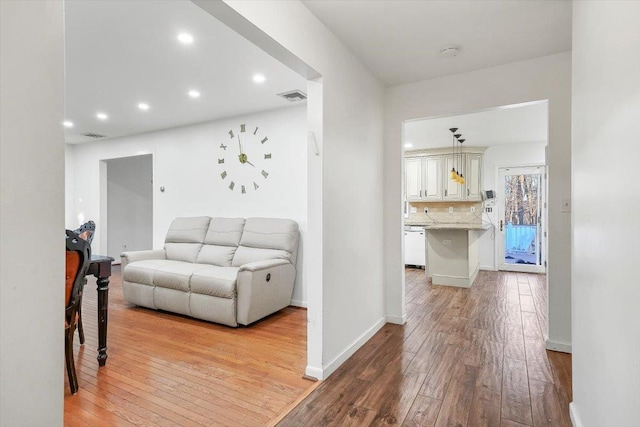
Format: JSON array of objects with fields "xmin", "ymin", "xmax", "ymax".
[{"xmin": 406, "ymin": 202, "xmax": 482, "ymax": 225}]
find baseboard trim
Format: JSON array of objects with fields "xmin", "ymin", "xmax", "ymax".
[
  {"xmin": 432, "ymin": 265, "xmax": 478, "ymax": 288},
  {"xmin": 321, "ymin": 317, "xmax": 386, "ymax": 380},
  {"xmin": 304, "ymin": 365, "xmax": 323, "ymax": 380},
  {"xmin": 546, "ymin": 339, "xmax": 572, "ymax": 353},
  {"xmin": 290, "ymin": 299, "xmax": 307, "ymax": 308},
  {"xmin": 386, "ymin": 313, "xmax": 407, "ymax": 325},
  {"xmin": 479, "ymin": 264, "xmax": 496, "ymax": 271},
  {"xmin": 569, "ymin": 402, "xmax": 583, "ymax": 427}
]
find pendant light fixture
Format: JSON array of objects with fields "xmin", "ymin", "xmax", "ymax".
[
  {"xmin": 449, "ymin": 128, "xmax": 458, "ymax": 180},
  {"xmin": 449, "ymin": 128, "xmax": 466, "ymax": 184},
  {"xmin": 458, "ymin": 138, "xmax": 466, "ymax": 184}
]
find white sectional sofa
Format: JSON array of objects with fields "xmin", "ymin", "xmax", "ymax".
[{"xmin": 121, "ymin": 216, "xmax": 299, "ymax": 327}]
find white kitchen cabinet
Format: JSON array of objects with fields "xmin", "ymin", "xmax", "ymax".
[
  {"xmin": 443, "ymin": 155, "xmax": 465, "ymax": 200},
  {"xmin": 405, "ymin": 157, "xmax": 423, "ymax": 201},
  {"xmin": 424, "ymin": 156, "xmax": 443, "ymax": 200},
  {"xmin": 465, "ymin": 154, "xmax": 482, "ymax": 201},
  {"xmin": 405, "ymin": 148, "xmax": 485, "ymax": 203}
]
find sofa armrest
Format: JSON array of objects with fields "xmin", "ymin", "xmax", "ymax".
[
  {"xmin": 121, "ymin": 249, "xmax": 166, "ymax": 271},
  {"xmin": 238, "ymin": 259, "xmax": 290, "ymax": 272},
  {"xmin": 236, "ymin": 260, "xmax": 296, "ymax": 325}
]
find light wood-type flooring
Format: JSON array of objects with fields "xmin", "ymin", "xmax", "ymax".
[
  {"xmin": 280, "ymin": 268, "xmax": 572, "ymax": 426},
  {"xmin": 64, "ymin": 266, "xmax": 315, "ymax": 426}
]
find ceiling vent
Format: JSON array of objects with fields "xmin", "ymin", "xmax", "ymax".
[
  {"xmin": 81, "ymin": 132, "xmax": 107, "ymax": 139},
  {"xmin": 277, "ymin": 89, "xmax": 307, "ymax": 102}
]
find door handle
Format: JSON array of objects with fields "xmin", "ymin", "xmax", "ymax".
[
  {"xmin": 500, "ymin": 220, "xmax": 503, "ymax": 231},
  {"xmin": 467, "ymin": 189, "xmax": 470, "ymax": 196}
]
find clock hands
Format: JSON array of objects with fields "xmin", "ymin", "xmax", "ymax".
[{"xmin": 237, "ymin": 134, "xmax": 255, "ymax": 167}]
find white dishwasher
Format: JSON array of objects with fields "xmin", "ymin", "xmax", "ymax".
[{"xmin": 404, "ymin": 226, "xmax": 426, "ymax": 268}]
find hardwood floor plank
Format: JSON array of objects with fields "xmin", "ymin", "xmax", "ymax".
[
  {"xmin": 529, "ymin": 379, "xmax": 572, "ymax": 427},
  {"xmin": 504, "ymin": 319, "xmax": 527, "ymax": 361},
  {"xmin": 357, "ymin": 369, "xmax": 428, "ymax": 426},
  {"xmin": 502, "ymin": 357, "xmax": 533, "ymax": 426},
  {"xmin": 433, "ymin": 363, "xmax": 477, "ymax": 427},
  {"xmin": 401, "ymin": 395, "xmax": 442, "ymax": 427},
  {"xmin": 525, "ymin": 339, "xmax": 554, "ymax": 384},
  {"xmin": 418, "ymin": 337, "xmax": 466, "ymax": 400}
]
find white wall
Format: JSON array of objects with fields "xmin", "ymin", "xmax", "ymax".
[
  {"xmin": 106, "ymin": 155, "xmax": 153, "ymax": 260},
  {"xmin": 385, "ymin": 52, "xmax": 572, "ymax": 351},
  {"xmin": 0, "ymin": 1, "xmax": 65, "ymax": 425},
  {"xmin": 571, "ymin": 1, "xmax": 640, "ymax": 426},
  {"xmin": 67, "ymin": 105, "xmax": 309, "ymax": 305},
  {"xmin": 195, "ymin": 0, "xmax": 386, "ymax": 379},
  {"xmin": 479, "ymin": 141, "xmax": 546, "ymax": 270}
]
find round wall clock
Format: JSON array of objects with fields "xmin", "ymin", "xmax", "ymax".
[{"xmin": 218, "ymin": 123, "xmax": 271, "ymax": 193}]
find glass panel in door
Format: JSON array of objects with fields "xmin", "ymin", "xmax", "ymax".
[{"xmin": 498, "ymin": 166, "xmax": 545, "ymax": 273}]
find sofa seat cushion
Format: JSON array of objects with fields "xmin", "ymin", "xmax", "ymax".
[
  {"xmin": 153, "ymin": 262, "xmax": 212, "ymax": 292},
  {"xmin": 124, "ymin": 259, "xmax": 175, "ymax": 286},
  {"xmin": 191, "ymin": 266, "xmax": 239, "ymax": 299}
]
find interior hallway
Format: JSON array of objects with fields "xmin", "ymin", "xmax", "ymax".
[{"xmin": 280, "ymin": 268, "xmax": 572, "ymax": 426}]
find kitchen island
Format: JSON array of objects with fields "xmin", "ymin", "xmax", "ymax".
[{"xmin": 423, "ymin": 223, "xmax": 492, "ymax": 288}]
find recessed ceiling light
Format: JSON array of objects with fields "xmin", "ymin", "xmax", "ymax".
[
  {"xmin": 96, "ymin": 112, "xmax": 108, "ymax": 120},
  {"xmin": 252, "ymin": 74, "xmax": 266, "ymax": 84},
  {"xmin": 404, "ymin": 143, "xmax": 414, "ymax": 148},
  {"xmin": 138, "ymin": 102, "xmax": 150, "ymax": 111},
  {"xmin": 62, "ymin": 120, "xmax": 74, "ymax": 128},
  {"xmin": 440, "ymin": 46, "xmax": 460, "ymax": 57},
  {"xmin": 177, "ymin": 33, "xmax": 194, "ymax": 45},
  {"xmin": 188, "ymin": 90, "xmax": 201, "ymax": 98}
]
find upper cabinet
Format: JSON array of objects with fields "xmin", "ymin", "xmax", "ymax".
[
  {"xmin": 405, "ymin": 147, "xmax": 485, "ymax": 202},
  {"xmin": 405, "ymin": 157, "xmax": 423, "ymax": 200},
  {"xmin": 405, "ymin": 156, "xmax": 443, "ymax": 201}
]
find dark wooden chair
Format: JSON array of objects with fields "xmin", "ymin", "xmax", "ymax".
[
  {"xmin": 65, "ymin": 229, "xmax": 91, "ymax": 394},
  {"xmin": 72, "ymin": 221, "xmax": 95, "ymax": 344}
]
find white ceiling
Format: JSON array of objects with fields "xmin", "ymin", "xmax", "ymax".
[
  {"xmin": 64, "ymin": 1, "xmax": 307, "ymax": 144},
  {"xmin": 65, "ymin": 1, "xmax": 570, "ymax": 144},
  {"xmin": 303, "ymin": 0, "xmax": 572, "ymax": 86},
  {"xmin": 404, "ymin": 101, "xmax": 549, "ymax": 150}
]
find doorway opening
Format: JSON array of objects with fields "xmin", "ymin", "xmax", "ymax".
[{"xmin": 104, "ymin": 154, "xmax": 153, "ymax": 262}]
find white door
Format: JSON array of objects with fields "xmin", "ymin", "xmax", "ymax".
[{"xmin": 497, "ymin": 166, "xmax": 546, "ymax": 273}]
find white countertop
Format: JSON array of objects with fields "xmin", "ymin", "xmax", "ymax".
[{"xmin": 406, "ymin": 223, "xmax": 492, "ymax": 231}]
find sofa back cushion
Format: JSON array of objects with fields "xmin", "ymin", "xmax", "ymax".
[
  {"xmin": 231, "ymin": 218, "xmax": 299, "ymax": 267},
  {"xmin": 196, "ymin": 218, "xmax": 245, "ymax": 266},
  {"xmin": 164, "ymin": 216, "xmax": 210, "ymax": 263}
]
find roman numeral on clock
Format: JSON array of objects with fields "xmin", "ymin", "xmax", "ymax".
[
  {"xmin": 261, "ymin": 137, "xmax": 268, "ymax": 144},
  {"xmin": 229, "ymin": 181, "xmax": 235, "ymax": 190},
  {"xmin": 218, "ymin": 158, "xmax": 224, "ymax": 164},
  {"xmin": 241, "ymin": 185, "xmax": 246, "ymax": 194},
  {"xmin": 253, "ymin": 182, "xmax": 259, "ymax": 190},
  {"xmin": 264, "ymin": 153, "xmax": 271, "ymax": 159},
  {"xmin": 228, "ymin": 130, "xmax": 234, "ymax": 139},
  {"xmin": 240, "ymin": 124, "xmax": 246, "ymax": 132},
  {"xmin": 261, "ymin": 170, "xmax": 269, "ymax": 179},
  {"xmin": 221, "ymin": 171, "xmax": 227, "ymax": 179},
  {"xmin": 253, "ymin": 127, "xmax": 259, "ymax": 135}
]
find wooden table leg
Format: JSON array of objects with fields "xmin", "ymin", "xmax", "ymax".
[{"xmin": 96, "ymin": 276, "xmax": 109, "ymax": 366}]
